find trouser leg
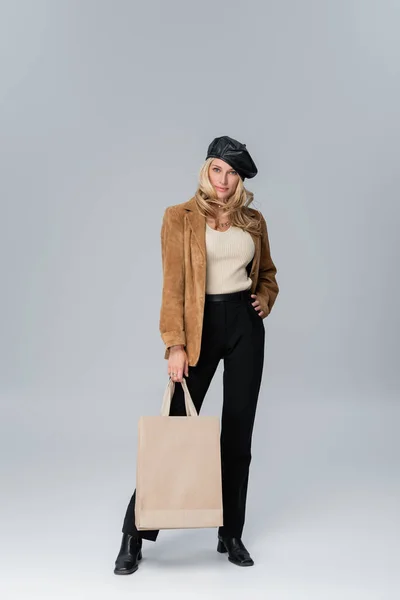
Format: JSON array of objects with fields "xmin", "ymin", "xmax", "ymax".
[
  {"xmin": 121, "ymin": 300, "xmax": 225, "ymax": 540},
  {"xmin": 218, "ymin": 297, "xmax": 265, "ymax": 539}
]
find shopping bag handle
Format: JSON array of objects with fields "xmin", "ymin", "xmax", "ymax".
[{"xmin": 160, "ymin": 377, "xmax": 198, "ymax": 417}]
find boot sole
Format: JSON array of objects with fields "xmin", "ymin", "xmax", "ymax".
[
  {"xmin": 114, "ymin": 564, "xmax": 139, "ymax": 575},
  {"xmin": 228, "ymin": 557, "xmax": 254, "ymax": 567}
]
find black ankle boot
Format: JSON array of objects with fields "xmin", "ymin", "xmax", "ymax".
[
  {"xmin": 217, "ymin": 535, "xmax": 254, "ymax": 566},
  {"xmin": 114, "ymin": 533, "xmax": 143, "ymax": 575}
]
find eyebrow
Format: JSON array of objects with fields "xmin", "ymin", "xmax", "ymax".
[{"xmin": 212, "ymin": 164, "xmax": 236, "ymax": 170}]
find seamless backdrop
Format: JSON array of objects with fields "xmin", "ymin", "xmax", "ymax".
[{"xmin": 0, "ymin": 1, "xmax": 399, "ymax": 599}]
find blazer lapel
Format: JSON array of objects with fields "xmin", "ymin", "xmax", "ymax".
[{"xmin": 184, "ymin": 197, "xmax": 206, "ymax": 260}]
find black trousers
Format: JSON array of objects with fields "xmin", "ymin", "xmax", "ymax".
[{"xmin": 122, "ymin": 288, "xmax": 265, "ymax": 541}]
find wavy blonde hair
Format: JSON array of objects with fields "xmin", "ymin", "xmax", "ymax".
[{"xmin": 193, "ymin": 157, "xmax": 263, "ymax": 237}]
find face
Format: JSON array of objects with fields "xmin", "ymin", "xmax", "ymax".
[{"xmin": 208, "ymin": 158, "xmax": 240, "ymax": 202}]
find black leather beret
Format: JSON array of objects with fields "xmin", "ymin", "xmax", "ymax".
[{"xmin": 205, "ymin": 135, "xmax": 258, "ymax": 180}]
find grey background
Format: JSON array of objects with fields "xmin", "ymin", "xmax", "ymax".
[{"xmin": 1, "ymin": 0, "xmax": 399, "ymax": 598}]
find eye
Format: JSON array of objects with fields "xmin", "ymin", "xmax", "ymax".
[{"xmin": 212, "ymin": 167, "xmax": 237, "ymax": 175}]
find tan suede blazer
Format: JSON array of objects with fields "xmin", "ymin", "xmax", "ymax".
[{"xmin": 159, "ymin": 196, "xmax": 279, "ymax": 367}]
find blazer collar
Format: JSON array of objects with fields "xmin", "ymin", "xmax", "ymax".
[{"xmin": 182, "ymin": 196, "xmax": 260, "ymax": 275}]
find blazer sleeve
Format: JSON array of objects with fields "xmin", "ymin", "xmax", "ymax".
[
  {"xmin": 255, "ymin": 213, "xmax": 279, "ymax": 317},
  {"xmin": 159, "ymin": 206, "xmax": 187, "ymax": 350}
]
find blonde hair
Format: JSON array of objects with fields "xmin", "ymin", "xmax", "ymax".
[{"xmin": 193, "ymin": 157, "xmax": 262, "ymax": 237}]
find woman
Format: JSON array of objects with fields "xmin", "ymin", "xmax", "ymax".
[{"xmin": 114, "ymin": 135, "xmax": 279, "ymax": 574}]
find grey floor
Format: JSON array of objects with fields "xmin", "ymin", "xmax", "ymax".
[{"xmin": 2, "ymin": 389, "xmax": 398, "ymax": 600}]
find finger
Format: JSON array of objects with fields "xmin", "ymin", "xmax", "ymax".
[
  {"xmin": 169, "ymin": 368, "xmax": 178, "ymax": 381},
  {"xmin": 184, "ymin": 361, "xmax": 189, "ymax": 377}
]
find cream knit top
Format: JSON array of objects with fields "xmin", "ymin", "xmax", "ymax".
[{"xmin": 205, "ymin": 223, "xmax": 255, "ymax": 294}]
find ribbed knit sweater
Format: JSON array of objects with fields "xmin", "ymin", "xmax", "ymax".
[{"xmin": 205, "ymin": 223, "xmax": 255, "ymax": 294}]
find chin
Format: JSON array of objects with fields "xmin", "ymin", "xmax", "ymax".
[{"xmin": 217, "ymin": 192, "xmax": 230, "ymax": 200}]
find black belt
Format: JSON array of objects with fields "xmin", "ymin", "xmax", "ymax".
[{"xmin": 205, "ymin": 289, "xmax": 252, "ymax": 302}]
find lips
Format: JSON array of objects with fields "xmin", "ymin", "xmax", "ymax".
[{"xmin": 216, "ymin": 186, "xmax": 228, "ymax": 191}]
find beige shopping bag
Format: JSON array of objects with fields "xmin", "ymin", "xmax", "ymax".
[{"xmin": 135, "ymin": 377, "xmax": 223, "ymax": 530}]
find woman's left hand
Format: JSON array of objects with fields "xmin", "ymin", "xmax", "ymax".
[{"xmin": 250, "ymin": 294, "xmax": 266, "ymax": 318}]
